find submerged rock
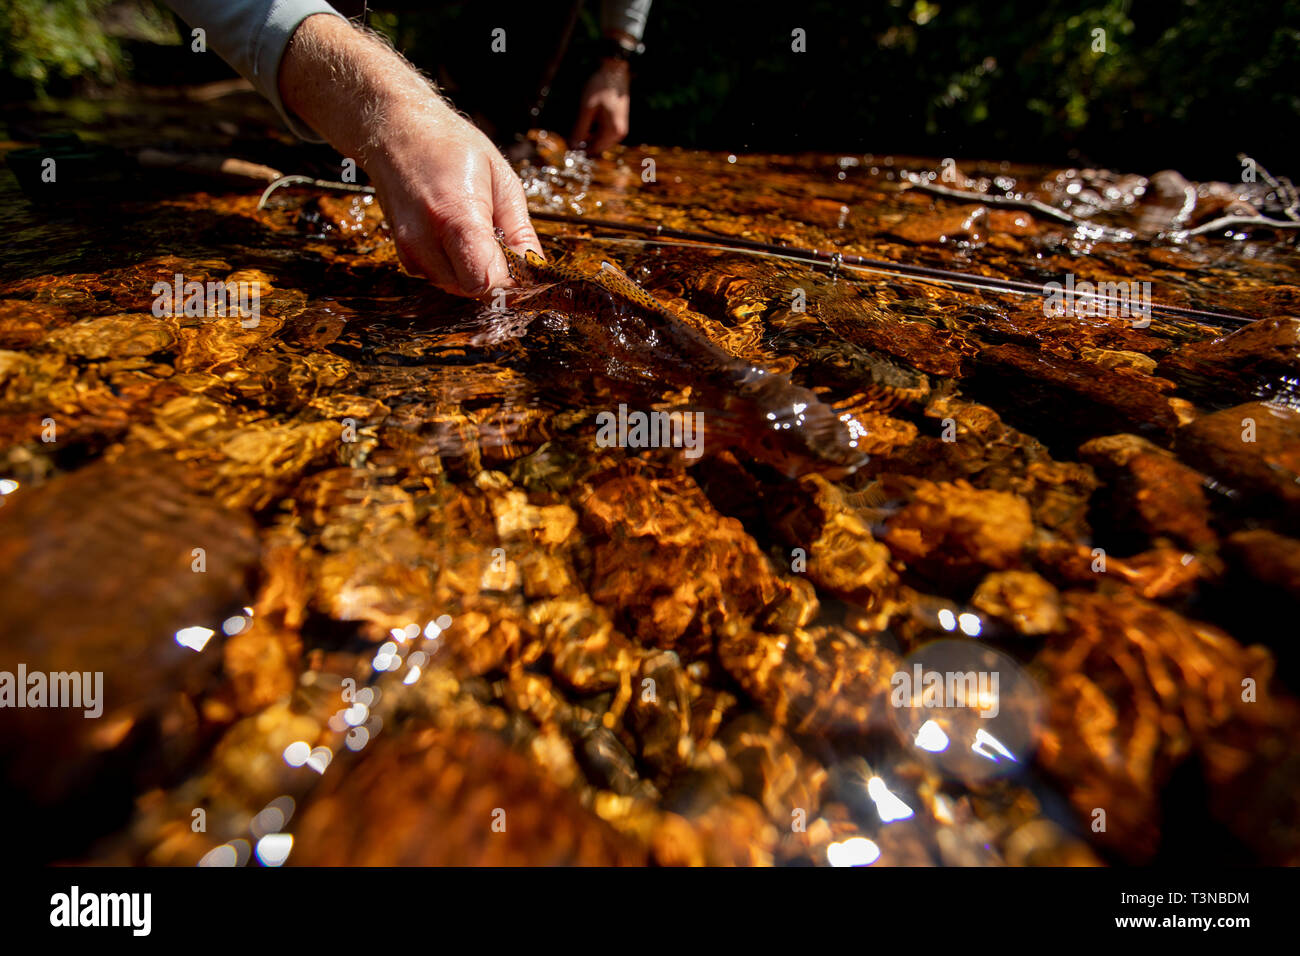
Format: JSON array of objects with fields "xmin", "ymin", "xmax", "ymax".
[
  {"xmin": 4, "ymin": 136, "xmax": 1300, "ymax": 867},
  {"xmin": 1035, "ymin": 590, "xmax": 1294, "ymax": 863},
  {"xmin": 883, "ymin": 479, "xmax": 1035, "ymax": 583},
  {"xmin": 289, "ymin": 726, "xmax": 645, "ymax": 865},
  {"xmin": 971, "ymin": 570, "xmax": 1064, "ymax": 635},
  {"xmin": 1078, "ymin": 432, "xmax": 1216, "ymax": 549},
  {"xmin": 1177, "ymin": 402, "xmax": 1300, "ymax": 524},
  {"xmin": 0, "ymin": 454, "xmax": 258, "ymax": 859}
]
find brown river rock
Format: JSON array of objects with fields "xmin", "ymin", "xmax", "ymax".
[
  {"xmin": 718, "ymin": 623, "xmax": 900, "ymax": 736},
  {"xmin": 1034, "ymin": 590, "xmax": 1294, "ymax": 863},
  {"xmin": 883, "ymin": 479, "xmax": 1035, "ymax": 583},
  {"xmin": 1160, "ymin": 316, "xmax": 1300, "ymax": 403},
  {"xmin": 765, "ymin": 473, "xmax": 900, "ymax": 624},
  {"xmin": 973, "ymin": 341, "xmax": 1196, "ymax": 442},
  {"xmin": 1177, "ymin": 402, "xmax": 1300, "ymax": 523},
  {"xmin": 971, "ymin": 570, "xmax": 1064, "ymax": 635},
  {"xmin": 0, "ymin": 453, "xmax": 259, "ymax": 858},
  {"xmin": 42, "ymin": 313, "xmax": 175, "ymax": 358},
  {"xmin": 580, "ymin": 465, "xmax": 805, "ymax": 657},
  {"xmin": 289, "ymin": 726, "xmax": 644, "ymax": 866},
  {"xmin": 1223, "ymin": 529, "xmax": 1300, "ymax": 598},
  {"xmin": 1078, "ymin": 433, "xmax": 1215, "ymax": 548}
]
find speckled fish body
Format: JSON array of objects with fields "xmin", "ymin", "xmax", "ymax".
[{"xmin": 497, "ymin": 233, "xmax": 869, "ymax": 478}]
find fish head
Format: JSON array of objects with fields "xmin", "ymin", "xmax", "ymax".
[
  {"xmin": 743, "ymin": 377, "xmax": 870, "ymax": 479},
  {"xmin": 495, "ymin": 228, "xmax": 547, "ymax": 285}
]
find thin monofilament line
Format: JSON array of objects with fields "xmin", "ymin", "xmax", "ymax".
[
  {"xmin": 530, "ymin": 211, "xmax": 1254, "ymax": 326},
  {"xmin": 547, "ymin": 233, "xmax": 1186, "ymax": 316},
  {"xmin": 255, "ymin": 176, "xmax": 1256, "ymax": 326},
  {"xmin": 555, "ymin": 232, "xmax": 1250, "ymax": 328},
  {"xmin": 562, "ymin": 234, "xmax": 1056, "ymax": 300}
]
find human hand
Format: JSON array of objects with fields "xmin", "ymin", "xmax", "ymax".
[
  {"xmin": 279, "ymin": 14, "xmax": 541, "ymax": 298},
  {"xmin": 367, "ymin": 97, "xmax": 541, "ymax": 297},
  {"xmin": 572, "ymin": 57, "xmax": 631, "ymax": 153}
]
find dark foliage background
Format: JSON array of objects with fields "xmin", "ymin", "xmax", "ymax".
[
  {"xmin": 366, "ymin": 0, "xmax": 1299, "ymax": 176},
  {"xmin": 3, "ymin": 0, "xmax": 1297, "ymax": 176}
]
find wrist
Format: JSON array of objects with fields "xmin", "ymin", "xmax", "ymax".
[
  {"xmin": 598, "ymin": 30, "xmax": 644, "ymax": 62},
  {"xmin": 604, "ymin": 28, "xmax": 637, "ymax": 46},
  {"xmin": 598, "ymin": 55, "xmax": 632, "ymax": 74}
]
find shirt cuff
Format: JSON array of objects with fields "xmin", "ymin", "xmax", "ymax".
[
  {"xmin": 601, "ymin": 0, "xmax": 653, "ymax": 43},
  {"xmin": 253, "ymin": 1, "xmax": 348, "ymax": 142}
]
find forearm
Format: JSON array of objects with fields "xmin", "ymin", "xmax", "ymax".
[{"xmin": 277, "ymin": 14, "xmax": 451, "ymax": 170}]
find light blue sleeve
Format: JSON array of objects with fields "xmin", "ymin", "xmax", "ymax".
[
  {"xmin": 165, "ymin": 0, "xmax": 347, "ymax": 142},
  {"xmin": 601, "ymin": 0, "xmax": 654, "ymax": 43}
]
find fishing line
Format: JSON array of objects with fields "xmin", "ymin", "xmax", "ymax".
[
  {"xmin": 529, "ymin": 211, "xmax": 1253, "ymax": 327},
  {"xmin": 257, "ymin": 175, "xmax": 1256, "ymax": 326},
  {"xmin": 540, "ymin": 233, "xmax": 1233, "ymax": 328},
  {"xmin": 546, "ymin": 234, "xmax": 1058, "ymax": 302}
]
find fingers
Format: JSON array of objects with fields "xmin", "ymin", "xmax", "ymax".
[
  {"xmin": 580, "ymin": 98, "xmax": 630, "ymax": 153},
  {"xmin": 435, "ymin": 158, "xmax": 507, "ymax": 296},
  {"xmin": 401, "ymin": 213, "xmax": 497, "ymax": 298},
  {"xmin": 572, "ymin": 101, "xmax": 596, "ymax": 151},
  {"xmin": 371, "ymin": 114, "xmax": 538, "ymax": 297},
  {"xmin": 391, "ymin": 220, "xmax": 461, "ymax": 294},
  {"xmin": 420, "ymin": 159, "xmax": 538, "ymax": 297},
  {"xmin": 490, "ymin": 155, "xmax": 541, "ymax": 264},
  {"xmin": 440, "ymin": 216, "xmax": 498, "ymax": 297},
  {"xmin": 590, "ymin": 115, "xmax": 620, "ymax": 153},
  {"xmin": 608, "ymin": 98, "xmax": 631, "ymax": 146},
  {"xmin": 424, "ymin": 245, "xmax": 461, "ymax": 295}
]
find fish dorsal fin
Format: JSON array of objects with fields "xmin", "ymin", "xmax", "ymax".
[
  {"xmin": 600, "ymin": 259, "xmax": 636, "ymax": 283},
  {"xmin": 599, "ymin": 260, "xmax": 661, "ymax": 307}
]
